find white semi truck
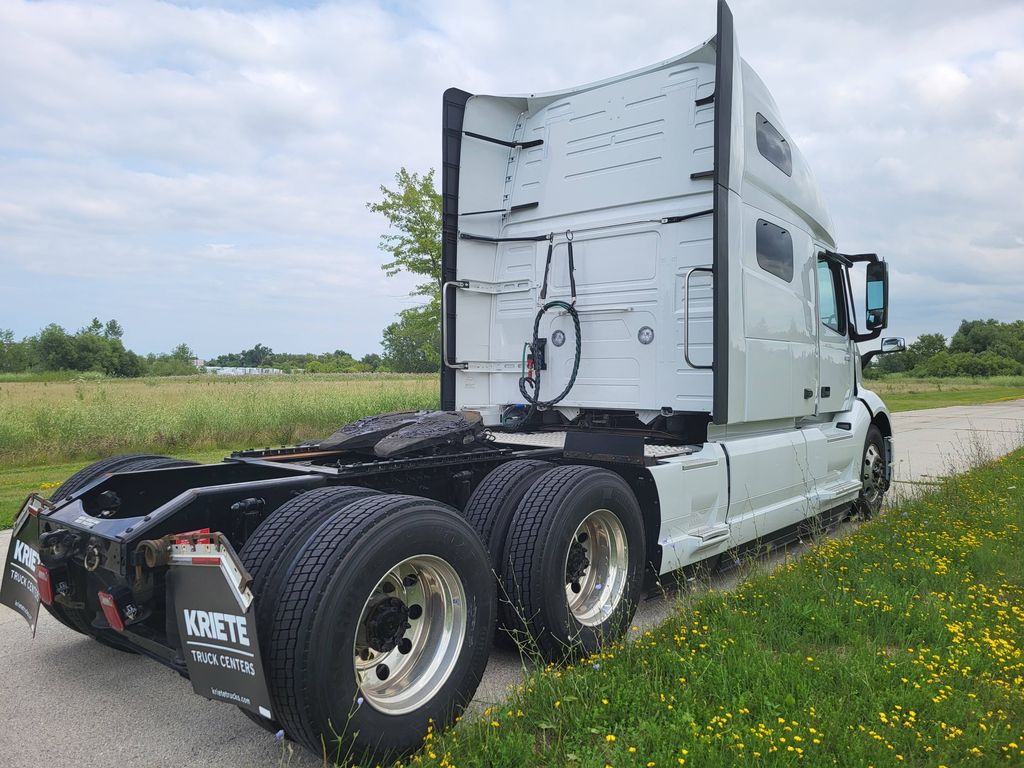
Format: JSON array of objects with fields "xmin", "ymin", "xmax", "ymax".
[{"xmin": 2, "ymin": 1, "xmax": 903, "ymax": 761}]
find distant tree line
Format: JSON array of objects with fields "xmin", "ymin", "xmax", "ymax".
[
  {"xmin": 871, "ymin": 319, "xmax": 1024, "ymax": 377},
  {"xmin": 0, "ymin": 319, "xmax": 416, "ymax": 378},
  {"xmin": 206, "ymin": 344, "xmax": 383, "ymax": 373},
  {"xmin": 0, "ymin": 319, "xmax": 199, "ymax": 377}
]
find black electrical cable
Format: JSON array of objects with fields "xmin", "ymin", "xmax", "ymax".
[
  {"xmin": 518, "ymin": 300, "xmax": 582, "ymax": 413},
  {"xmin": 539, "ymin": 240, "xmax": 554, "ymax": 300}
]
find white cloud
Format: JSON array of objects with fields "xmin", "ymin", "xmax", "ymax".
[
  {"xmin": 911, "ymin": 62, "xmax": 970, "ymax": 107},
  {"xmin": 0, "ymin": 0, "xmax": 1022, "ymax": 356}
]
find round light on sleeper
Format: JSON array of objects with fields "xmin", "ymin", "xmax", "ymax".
[
  {"xmin": 638, "ymin": 326, "xmax": 655, "ymax": 345},
  {"xmin": 551, "ymin": 330, "xmax": 566, "ymax": 347}
]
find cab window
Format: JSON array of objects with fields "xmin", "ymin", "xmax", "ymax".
[
  {"xmin": 817, "ymin": 260, "xmax": 845, "ymax": 334},
  {"xmin": 756, "ymin": 113, "xmax": 793, "ymax": 176},
  {"xmin": 756, "ymin": 219, "xmax": 793, "ymax": 282}
]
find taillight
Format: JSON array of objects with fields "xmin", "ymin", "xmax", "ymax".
[
  {"xmin": 97, "ymin": 591, "xmax": 125, "ymax": 632},
  {"xmin": 35, "ymin": 564, "xmax": 53, "ymax": 605}
]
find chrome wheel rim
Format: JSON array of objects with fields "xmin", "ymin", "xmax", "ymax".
[
  {"xmin": 353, "ymin": 555, "xmax": 466, "ymax": 715},
  {"xmin": 564, "ymin": 509, "xmax": 628, "ymax": 627},
  {"xmin": 862, "ymin": 443, "xmax": 886, "ymax": 506}
]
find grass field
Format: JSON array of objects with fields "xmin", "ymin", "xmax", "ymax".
[
  {"xmin": 869, "ymin": 375, "xmax": 1024, "ymax": 412},
  {"xmin": 398, "ymin": 451, "xmax": 1024, "ymax": 768},
  {"xmin": 0, "ymin": 373, "xmax": 438, "ymax": 466},
  {"xmin": 0, "ymin": 374, "xmax": 438, "ymax": 527},
  {"xmin": 0, "ymin": 373, "xmax": 1021, "ymax": 528}
]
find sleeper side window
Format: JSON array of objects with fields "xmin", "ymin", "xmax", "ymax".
[
  {"xmin": 817, "ymin": 259, "xmax": 845, "ymax": 335},
  {"xmin": 755, "ymin": 219, "xmax": 793, "ymax": 282},
  {"xmin": 756, "ymin": 113, "xmax": 793, "ymax": 176}
]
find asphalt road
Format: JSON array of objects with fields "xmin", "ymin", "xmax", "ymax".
[{"xmin": 2, "ymin": 399, "xmax": 1022, "ymax": 767}]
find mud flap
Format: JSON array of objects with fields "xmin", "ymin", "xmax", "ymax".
[
  {"xmin": 167, "ymin": 538, "xmax": 274, "ymax": 721},
  {"xmin": 0, "ymin": 495, "xmax": 45, "ymax": 635}
]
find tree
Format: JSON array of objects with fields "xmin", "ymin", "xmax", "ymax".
[
  {"xmin": 875, "ymin": 331, "xmax": 948, "ymax": 374},
  {"xmin": 360, "ymin": 353, "xmax": 382, "ymax": 371},
  {"xmin": 367, "ymin": 168, "xmax": 442, "ymax": 298},
  {"xmin": 103, "ymin": 319, "xmax": 124, "ymax": 340},
  {"xmin": 381, "ymin": 302, "xmax": 441, "ymax": 373},
  {"xmin": 171, "ymin": 343, "xmax": 194, "ymax": 361},
  {"xmin": 242, "ymin": 343, "xmax": 273, "ymax": 367},
  {"xmin": 35, "ymin": 324, "xmax": 75, "ymax": 370},
  {"xmin": 0, "ymin": 329, "xmax": 29, "ymax": 373},
  {"xmin": 26, "ymin": 320, "xmax": 143, "ymax": 376},
  {"xmin": 115, "ymin": 350, "xmax": 145, "ymax": 377},
  {"xmin": 207, "ymin": 344, "xmax": 274, "ymax": 368},
  {"xmin": 915, "ymin": 350, "xmax": 1023, "ymax": 378},
  {"xmin": 145, "ymin": 344, "xmax": 201, "ymax": 376},
  {"xmin": 368, "ymin": 168, "xmax": 443, "ymax": 372},
  {"xmin": 909, "ymin": 333, "xmax": 946, "ymax": 360},
  {"xmin": 950, "ymin": 319, "xmax": 1024, "ymax": 363}
]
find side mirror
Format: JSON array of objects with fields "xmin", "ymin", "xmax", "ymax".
[
  {"xmin": 880, "ymin": 336, "xmax": 905, "ymax": 353},
  {"xmin": 865, "ymin": 261, "xmax": 888, "ymax": 331},
  {"xmin": 860, "ymin": 335, "xmax": 905, "ymax": 369}
]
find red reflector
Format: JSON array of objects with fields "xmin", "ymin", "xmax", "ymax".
[
  {"xmin": 35, "ymin": 565, "xmax": 53, "ymax": 605},
  {"xmin": 191, "ymin": 556, "xmax": 220, "ymax": 565},
  {"xmin": 97, "ymin": 591, "xmax": 125, "ymax": 632},
  {"xmin": 173, "ymin": 527, "xmax": 211, "ymax": 546}
]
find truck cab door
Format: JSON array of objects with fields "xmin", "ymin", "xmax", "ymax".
[{"xmin": 816, "ymin": 257, "xmax": 853, "ymax": 414}]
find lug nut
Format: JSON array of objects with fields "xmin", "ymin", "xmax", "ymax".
[
  {"xmin": 577, "ymin": 532, "xmax": 588, "ymax": 543},
  {"xmin": 402, "ymin": 573, "xmax": 418, "ymax": 587},
  {"xmin": 571, "ymin": 581, "xmax": 582, "ymax": 594},
  {"xmin": 397, "ymin": 638, "xmax": 412, "ymax": 655},
  {"xmin": 407, "ymin": 604, "xmax": 423, "ymax": 620},
  {"xmin": 376, "ymin": 664, "xmax": 390, "ymax": 681},
  {"xmin": 381, "ymin": 582, "xmax": 395, "ymax": 594}
]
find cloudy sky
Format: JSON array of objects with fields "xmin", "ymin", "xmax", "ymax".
[{"xmin": 1, "ymin": 0, "xmax": 1022, "ymax": 358}]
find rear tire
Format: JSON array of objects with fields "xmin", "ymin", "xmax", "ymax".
[
  {"xmin": 502, "ymin": 465, "xmax": 645, "ymax": 661},
  {"xmin": 266, "ymin": 494, "xmax": 494, "ymax": 759},
  {"xmin": 241, "ymin": 485, "xmax": 381, "ymax": 632},
  {"xmin": 238, "ymin": 485, "xmax": 380, "ymax": 732},
  {"xmin": 46, "ymin": 454, "xmax": 198, "ymax": 646},
  {"xmin": 50, "ymin": 454, "xmax": 179, "ymax": 504},
  {"xmin": 463, "ymin": 459, "xmax": 554, "ymax": 573}
]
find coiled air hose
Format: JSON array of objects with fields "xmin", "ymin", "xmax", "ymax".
[{"xmin": 518, "ymin": 299, "xmax": 582, "ymax": 411}]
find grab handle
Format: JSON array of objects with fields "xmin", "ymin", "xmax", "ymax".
[{"xmin": 683, "ymin": 267, "xmax": 714, "ymax": 370}]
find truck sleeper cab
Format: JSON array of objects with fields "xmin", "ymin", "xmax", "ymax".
[{"xmin": 1, "ymin": 2, "xmax": 899, "ymax": 762}]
